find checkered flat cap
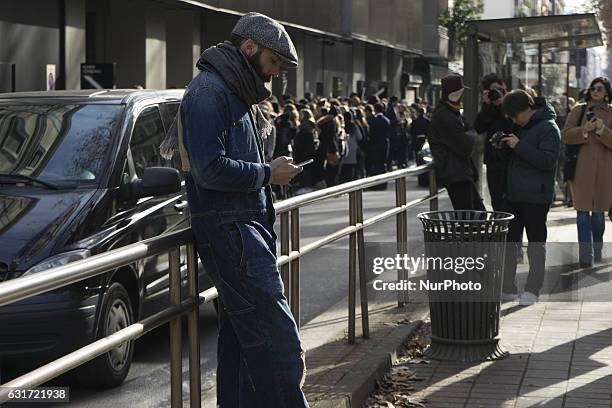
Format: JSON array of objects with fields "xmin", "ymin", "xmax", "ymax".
[{"xmin": 232, "ymin": 12, "xmax": 298, "ymax": 67}]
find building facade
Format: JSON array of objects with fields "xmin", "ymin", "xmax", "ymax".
[
  {"xmin": 483, "ymin": 0, "xmax": 565, "ymax": 19},
  {"xmin": 0, "ymin": 0, "xmax": 450, "ymax": 102}
]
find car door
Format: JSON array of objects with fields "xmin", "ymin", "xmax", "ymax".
[{"xmin": 127, "ymin": 104, "xmax": 187, "ymax": 316}]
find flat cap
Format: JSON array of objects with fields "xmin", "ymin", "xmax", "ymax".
[{"xmin": 232, "ymin": 12, "xmax": 298, "ymax": 68}]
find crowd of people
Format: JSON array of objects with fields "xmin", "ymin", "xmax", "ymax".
[
  {"xmin": 252, "ymin": 72, "xmax": 611, "ymax": 307},
  {"xmin": 427, "ymin": 72, "xmax": 612, "ymax": 307},
  {"xmin": 257, "ymin": 92, "xmax": 433, "ymax": 196}
]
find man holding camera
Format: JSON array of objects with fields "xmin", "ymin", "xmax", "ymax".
[
  {"xmin": 498, "ymin": 90, "xmax": 561, "ymax": 306},
  {"xmin": 428, "ymin": 74, "xmax": 485, "ymax": 210},
  {"xmin": 474, "ymin": 74, "xmax": 514, "ymax": 211}
]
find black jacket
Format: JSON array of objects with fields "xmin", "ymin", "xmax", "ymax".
[
  {"xmin": 474, "ymin": 103, "xmax": 513, "ymax": 169},
  {"xmin": 427, "ymin": 102, "xmax": 477, "ymax": 187},
  {"xmin": 368, "ymin": 114, "xmax": 391, "ymax": 159},
  {"xmin": 410, "ymin": 116, "xmax": 430, "ymax": 138}
]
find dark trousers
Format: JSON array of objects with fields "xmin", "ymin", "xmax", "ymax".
[
  {"xmin": 193, "ymin": 214, "xmax": 309, "ymax": 407},
  {"xmin": 340, "ymin": 163, "xmax": 357, "ymax": 183},
  {"xmin": 446, "ymin": 181, "xmax": 486, "ymax": 211},
  {"xmin": 486, "ymin": 167, "xmax": 506, "ymax": 212},
  {"xmin": 502, "ymin": 201, "xmax": 550, "ymax": 296},
  {"xmin": 324, "ymin": 163, "xmax": 339, "ymax": 187}
]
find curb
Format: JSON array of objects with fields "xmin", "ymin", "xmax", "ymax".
[{"xmin": 309, "ymin": 319, "xmax": 423, "ymax": 408}]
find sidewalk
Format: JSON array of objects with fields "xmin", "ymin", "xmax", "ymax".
[
  {"xmin": 302, "ymin": 205, "xmax": 612, "ymax": 408},
  {"xmin": 300, "ymin": 294, "xmax": 429, "ymax": 408},
  {"xmin": 401, "ymin": 301, "xmax": 612, "ymax": 408}
]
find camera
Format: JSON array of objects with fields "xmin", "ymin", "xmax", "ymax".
[
  {"xmin": 489, "ymin": 131, "xmax": 507, "ymax": 149},
  {"xmin": 488, "ymin": 88, "xmax": 504, "ymax": 102}
]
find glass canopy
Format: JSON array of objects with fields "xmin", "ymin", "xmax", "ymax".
[{"xmin": 469, "ymin": 13, "xmax": 602, "ymax": 50}]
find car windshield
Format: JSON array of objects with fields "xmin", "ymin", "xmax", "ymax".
[{"xmin": 0, "ymin": 103, "xmax": 123, "ymax": 186}]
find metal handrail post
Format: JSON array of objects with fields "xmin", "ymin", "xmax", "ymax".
[
  {"xmin": 356, "ymin": 189, "xmax": 370, "ymax": 339},
  {"xmin": 186, "ymin": 243, "xmax": 201, "ymax": 407},
  {"xmin": 429, "ymin": 170, "xmax": 438, "ymax": 211},
  {"xmin": 169, "ymin": 248, "xmax": 182, "ymax": 408},
  {"xmin": 290, "ymin": 209, "xmax": 301, "ymax": 330},
  {"xmin": 280, "ymin": 212, "xmax": 291, "ymax": 302},
  {"xmin": 398, "ymin": 177, "xmax": 408, "ymax": 307},
  {"xmin": 348, "ymin": 191, "xmax": 357, "ymax": 344},
  {"xmin": 396, "ymin": 178, "xmax": 408, "ymax": 307}
]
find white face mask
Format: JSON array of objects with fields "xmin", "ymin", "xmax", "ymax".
[{"xmin": 448, "ymin": 88, "xmax": 464, "ymax": 103}]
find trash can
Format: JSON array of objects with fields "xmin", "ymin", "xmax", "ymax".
[{"xmin": 417, "ymin": 210, "xmax": 514, "ymax": 362}]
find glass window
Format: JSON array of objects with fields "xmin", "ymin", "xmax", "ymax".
[
  {"xmin": 130, "ymin": 105, "xmax": 173, "ymax": 178},
  {"xmin": 0, "ymin": 104, "xmax": 123, "ymax": 185}
]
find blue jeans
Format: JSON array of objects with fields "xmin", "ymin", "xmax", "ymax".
[
  {"xmin": 193, "ymin": 212, "xmax": 309, "ymax": 407},
  {"xmin": 577, "ymin": 211, "xmax": 605, "ymax": 264}
]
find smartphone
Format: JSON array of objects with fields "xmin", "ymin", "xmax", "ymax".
[
  {"xmin": 586, "ymin": 110, "xmax": 596, "ymax": 121},
  {"xmin": 295, "ymin": 159, "xmax": 314, "ymax": 167}
]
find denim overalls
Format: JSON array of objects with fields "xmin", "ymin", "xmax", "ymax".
[{"xmin": 181, "ymin": 64, "xmax": 308, "ymax": 407}]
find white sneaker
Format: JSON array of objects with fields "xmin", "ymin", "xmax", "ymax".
[
  {"xmin": 502, "ymin": 292, "xmax": 518, "ymax": 302},
  {"xmin": 519, "ymin": 291, "xmax": 539, "ymax": 306}
]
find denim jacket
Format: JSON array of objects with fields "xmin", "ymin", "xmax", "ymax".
[{"xmin": 180, "ymin": 63, "xmax": 275, "ymax": 223}]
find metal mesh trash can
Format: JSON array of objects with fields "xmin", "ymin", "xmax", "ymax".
[{"xmin": 417, "ymin": 210, "xmax": 514, "ymax": 362}]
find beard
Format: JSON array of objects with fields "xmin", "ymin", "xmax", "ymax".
[{"xmin": 247, "ymin": 49, "xmax": 272, "ymax": 83}]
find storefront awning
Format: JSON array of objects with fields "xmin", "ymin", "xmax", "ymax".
[{"xmin": 468, "ymin": 13, "xmax": 603, "ymax": 52}]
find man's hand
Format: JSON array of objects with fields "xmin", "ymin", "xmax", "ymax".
[
  {"xmin": 483, "ymin": 90, "xmax": 491, "ymax": 105},
  {"xmin": 501, "ymin": 134, "xmax": 520, "ymax": 149},
  {"xmin": 269, "ymin": 156, "xmax": 302, "ymax": 185}
]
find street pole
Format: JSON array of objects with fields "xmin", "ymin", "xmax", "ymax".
[{"xmin": 538, "ymin": 43, "xmax": 543, "ymax": 96}]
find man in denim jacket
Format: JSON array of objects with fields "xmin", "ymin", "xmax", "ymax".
[{"xmin": 179, "ymin": 12, "xmax": 308, "ymax": 408}]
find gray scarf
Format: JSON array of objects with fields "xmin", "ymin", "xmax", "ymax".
[{"xmin": 160, "ymin": 41, "xmax": 273, "ymax": 163}]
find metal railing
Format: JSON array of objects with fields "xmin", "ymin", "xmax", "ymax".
[{"xmin": 0, "ymin": 163, "xmax": 443, "ymax": 407}]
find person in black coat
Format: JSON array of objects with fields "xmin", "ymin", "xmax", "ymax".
[
  {"xmin": 410, "ymin": 107, "xmax": 430, "ymax": 162},
  {"xmin": 273, "ymin": 107, "xmax": 298, "ymax": 158},
  {"xmin": 354, "ymin": 107, "xmax": 370, "ymax": 179},
  {"xmin": 367, "ymin": 103, "xmax": 391, "ymax": 178},
  {"xmin": 428, "ymin": 74, "xmax": 485, "ymax": 211},
  {"xmin": 315, "ymin": 107, "xmax": 341, "ymax": 187},
  {"xmin": 385, "ymin": 96, "xmax": 405, "ymax": 168},
  {"xmin": 474, "ymin": 73, "xmax": 514, "ymax": 211},
  {"xmin": 294, "ymin": 109, "xmax": 319, "ymax": 191}
]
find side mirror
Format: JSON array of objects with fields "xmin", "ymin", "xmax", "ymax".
[{"xmin": 132, "ymin": 167, "xmax": 181, "ymax": 199}]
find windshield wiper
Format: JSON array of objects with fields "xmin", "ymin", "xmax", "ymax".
[{"xmin": 0, "ymin": 173, "xmax": 60, "ymax": 190}]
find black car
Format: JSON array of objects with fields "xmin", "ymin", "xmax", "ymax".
[{"xmin": 0, "ymin": 89, "xmax": 212, "ymax": 387}]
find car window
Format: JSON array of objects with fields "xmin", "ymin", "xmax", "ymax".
[
  {"xmin": 130, "ymin": 105, "xmax": 173, "ymax": 178},
  {"xmin": 162, "ymin": 102, "xmax": 183, "ymax": 173},
  {"xmin": 165, "ymin": 102, "xmax": 179, "ymax": 121},
  {"xmin": 0, "ymin": 104, "xmax": 123, "ymax": 185}
]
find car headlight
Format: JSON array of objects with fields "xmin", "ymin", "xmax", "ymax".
[{"xmin": 23, "ymin": 249, "xmax": 91, "ymax": 276}]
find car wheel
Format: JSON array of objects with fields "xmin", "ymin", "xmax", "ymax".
[{"xmin": 77, "ymin": 282, "xmax": 135, "ymax": 388}]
